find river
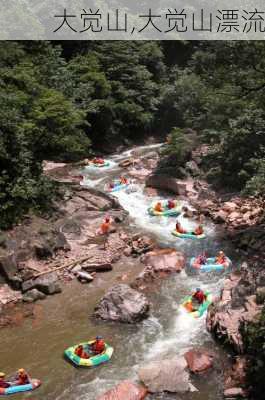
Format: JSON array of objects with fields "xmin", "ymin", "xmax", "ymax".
[{"xmin": 1, "ymin": 144, "xmax": 237, "ymax": 399}]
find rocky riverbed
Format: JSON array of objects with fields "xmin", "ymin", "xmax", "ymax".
[{"xmin": 0, "ymin": 142, "xmax": 264, "ymax": 399}]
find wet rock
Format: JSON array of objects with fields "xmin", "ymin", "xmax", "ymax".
[
  {"xmin": 131, "ymin": 266, "xmax": 157, "ymax": 290},
  {"xmin": 119, "ymin": 158, "xmax": 134, "ymax": 168},
  {"xmin": 207, "ymin": 270, "xmax": 263, "ymax": 353},
  {"xmin": 34, "ymin": 272, "xmax": 62, "ymax": 295},
  {"xmin": 146, "ymin": 175, "xmax": 197, "ymax": 198},
  {"xmin": 138, "ymin": 356, "xmax": 194, "ymax": 393},
  {"xmin": 131, "ymin": 235, "xmax": 154, "ymax": 256},
  {"xmin": 224, "ymin": 387, "xmax": 247, "ymax": 398},
  {"xmin": 33, "ymin": 228, "xmax": 70, "ymax": 259},
  {"xmin": 23, "ymin": 288, "xmax": 46, "ymax": 302},
  {"xmin": 129, "ymin": 168, "xmax": 151, "ymax": 181},
  {"xmin": 94, "ymin": 284, "xmax": 150, "ymax": 323},
  {"xmin": 97, "ymin": 380, "xmax": 148, "ymax": 400},
  {"xmin": 141, "ymin": 248, "xmax": 185, "ymax": 274},
  {"xmin": 21, "ymin": 279, "xmax": 35, "ymax": 293},
  {"xmin": 0, "ymin": 253, "xmax": 19, "ymax": 281},
  {"xmin": 184, "ymin": 349, "xmax": 214, "ymax": 373},
  {"xmin": 0, "ymin": 284, "xmax": 22, "ymax": 306},
  {"xmin": 33, "ymin": 240, "xmax": 53, "ymax": 259},
  {"xmin": 143, "ymin": 187, "xmax": 158, "ymax": 197}
]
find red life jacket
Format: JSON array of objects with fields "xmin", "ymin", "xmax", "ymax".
[
  {"xmin": 93, "ymin": 340, "xmax": 105, "ymax": 354},
  {"xmin": 193, "ymin": 291, "xmax": 205, "ymax": 304}
]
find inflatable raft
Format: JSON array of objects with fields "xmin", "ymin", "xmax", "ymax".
[
  {"xmin": 0, "ymin": 379, "xmax": 41, "ymax": 395},
  {"xmin": 64, "ymin": 341, "xmax": 114, "ymax": 367},
  {"xmin": 105, "ymin": 182, "xmax": 129, "ymax": 193},
  {"xmin": 148, "ymin": 202, "xmax": 181, "ymax": 217},
  {"xmin": 190, "ymin": 257, "xmax": 232, "ymax": 272},
  {"xmin": 182, "ymin": 292, "xmax": 213, "ymax": 318},
  {"xmin": 171, "ymin": 230, "xmax": 205, "ymax": 240},
  {"xmin": 88, "ymin": 161, "xmax": 110, "ymax": 168}
]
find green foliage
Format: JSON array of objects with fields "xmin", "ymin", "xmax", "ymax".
[
  {"xmin": 163, "ymin": 127, "xmax": 197, "ymax": 166},
  {"xmin": 0, "ymin": 42, "xmax": 90, "ymax": 228},
  {"xmin": 242, "ymin": 306, "xmax": 265, "ymax": 399},
  {"xmin": 164, "ymin": 41, "xmax": 265, "ymax": 194}
]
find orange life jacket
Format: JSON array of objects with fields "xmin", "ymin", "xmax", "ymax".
[{"xmin": 100, "ymin": 221, "xmax": 110, "ymax": 234}]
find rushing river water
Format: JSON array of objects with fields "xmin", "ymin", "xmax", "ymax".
[{"xmin": 1, "ymin": 144, "xmax": 238, "ymax": 399}]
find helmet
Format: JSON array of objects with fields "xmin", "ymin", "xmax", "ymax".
[
  {"xmin": 18, "ymin": 369, "xmax": 25, "ymax": 374},
  {"xmin": 96, "ymin": 335, "xmax": 103, "ymax": 340},
  {"xmin": 0, "ymin": 372, "xmax": 5, "ymax": 378},
  {"xmin": 196, "ymin": 288, "xmax": 200, "ymax": 292}
]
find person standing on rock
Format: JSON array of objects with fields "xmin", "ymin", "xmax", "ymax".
[{"xmin": 98, "ymin": 216, "xmax": 111, "ymax": 250}]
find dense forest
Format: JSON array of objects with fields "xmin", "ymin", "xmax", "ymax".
[{"xmin": 1, "ymin": 41, "xmax": 265, "ymax": 228}]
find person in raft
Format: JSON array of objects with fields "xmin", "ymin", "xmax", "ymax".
[
  {"xmin": 192, "ymin": 288, "xmax": 206, "ymax": 306},
  {"xmin": 75, "ymin": 345, "xmax": 89, "ymax": 359},
  {"xmin": 167, "ymin": 199, "xmax": 175, "ymax": 209},
  {"xmin": 120, "ymin": 176, "xmax": 128, "ymax": 185},
  {"xmin": 16, "ymin": 369, "xmax": 30, "ymax": 385},
  {"xmin": 192, "ymin": 225, "xmax": 204, "ymax": 236},
  {"xmin": 92, "ymin": 157, "xmax": 104, "ymax": 165},
  {"xmin": 0, "ymin": 372, "xmax": 10, "ymax": 388},
  {"xmin": 175, "ymin": 221, "xmax": 187, "ymax": 234},
  {"xmin": 154, "ymin": 202, "xmax": 163, "ymax": 212},
  {"xmin": 196, "ymin": 251, "xmax": 207, "ymax": 265},
  {"xmin": 91, "ymin": 336, "xmax": 105, "ymax": 355},
  {"xmin": 215, "ymin": 250, "xmax": 226, "ymax": 265}
]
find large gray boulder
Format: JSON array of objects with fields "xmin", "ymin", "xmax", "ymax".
[
  {"xmin": 34, "ymin": 272, "xmax": 62, "ymax": 295},
  {"xmin": 94, "ymin": 284, "xmax": 150, "ymax": 323},
  {"xmin": 138, "ymin": 356, "xmax": 195, "ymax": 393}
]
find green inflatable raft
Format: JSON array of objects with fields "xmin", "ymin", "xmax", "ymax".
[
  {"xmin": 171, "ymin": 230, "xmax": 205, "ymax": 240},
  {"xmin": 64, "ymin": 341, "xmax": 113, "ymax": 367},
  {"xmin": 182, "ymin": 291, "xmax": 213, "ymax": 318},
  {"xmin": 148, "ymin": 201, "xmax": 181, "ymax": 217}
]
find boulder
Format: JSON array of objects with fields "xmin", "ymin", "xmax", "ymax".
[
  {"xmin": 94, "ymin": 284, "xmax": 150, "ymax": 323},
  {"xmin": 0, "ymin": 253, "xmax": 19, "ymax": 281},
  {"xmin": 224, "ymin": 387, "xmax": 247, "ymax": 398},
  {"xmin": 23, "ymin": 288, "xmax": 46, "ymax": 302},
  {"xmin": 146, "ymin": 175, "xmax": 196, "ymax": 197},
  {"xmin": 207, "ymin": 271, "xmax": 263, "ymax": 353},
  {"xmin": 34, "ymin": 272, "xmax": 62, "ymax": 295},
  {"xmin": 129, "ymin": 168, "xmax": 151, "ymax": 181},
  {"xmin": 184, "ymin": 349, "xmax": 214, "ymax": 373},
  {"xmin": 138, "ymin": 356, "xmax": 193, "ymax": 393},
  {"xmin": 97, "ymin": 380, "xmax": 148, "ymax": 400},
  {"xmin": 141, "ymin": 248, "xmax": 185, "ymax": 274}
]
